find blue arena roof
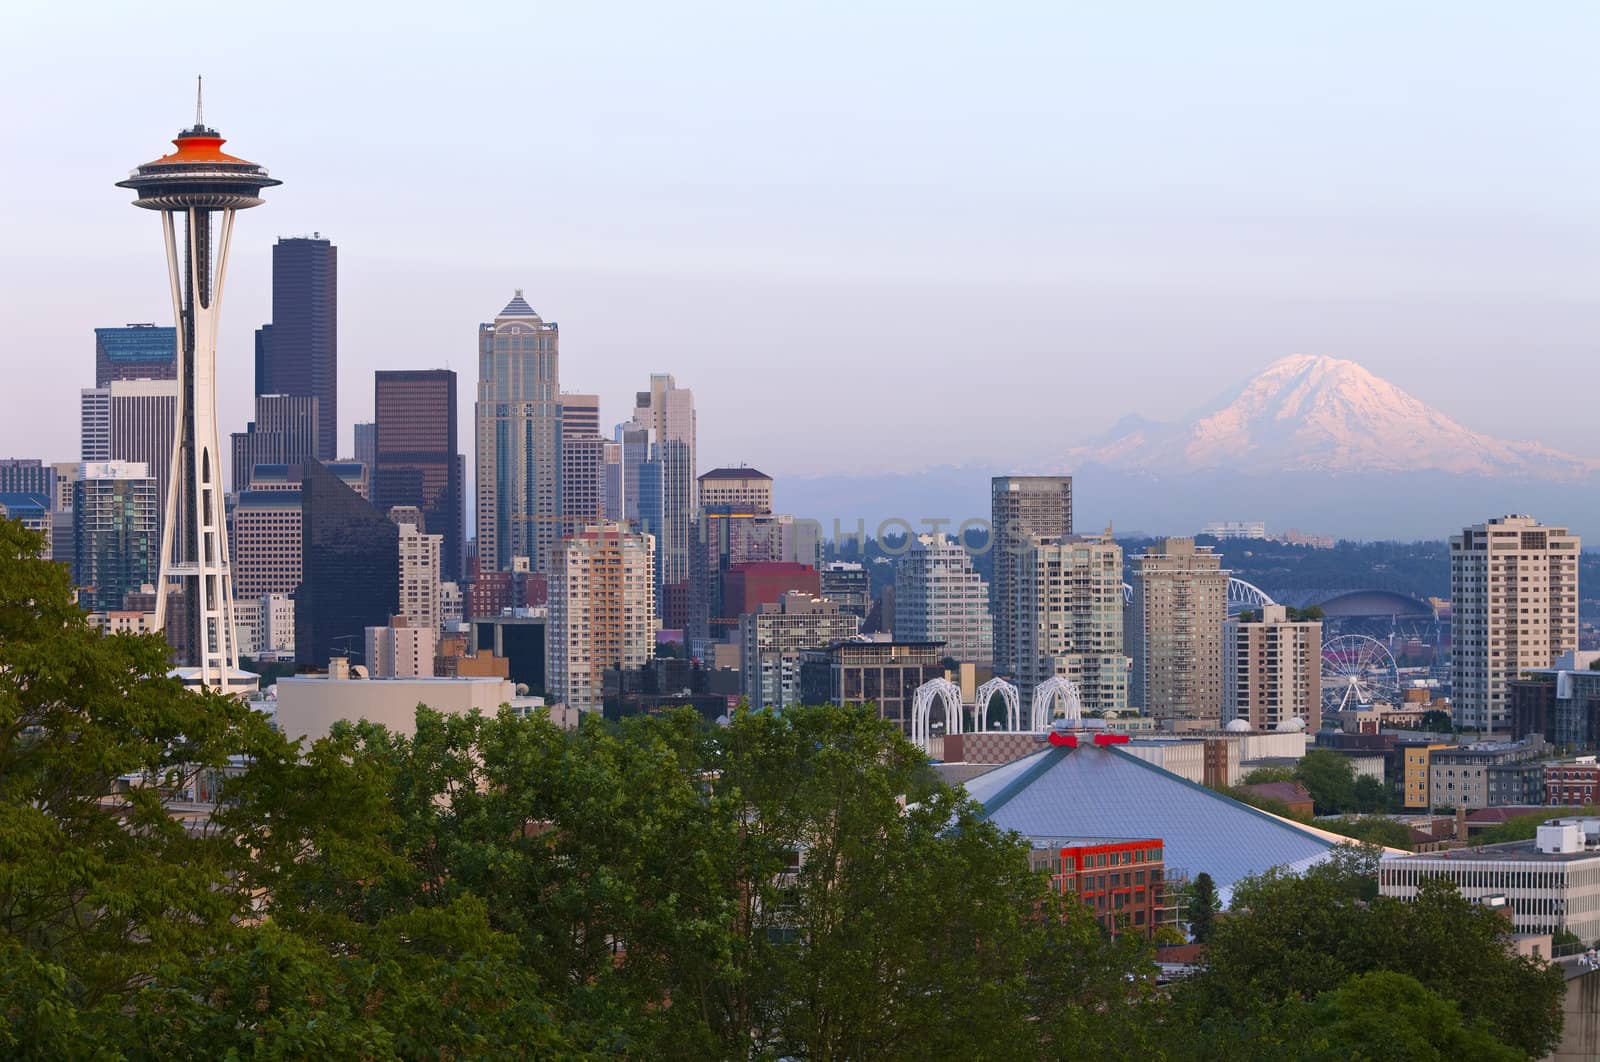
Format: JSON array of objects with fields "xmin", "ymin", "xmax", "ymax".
[{"xmin": 963, "ymin": 744, "xmax": 1341, "ymax": 900}]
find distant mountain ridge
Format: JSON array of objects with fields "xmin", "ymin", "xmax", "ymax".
[{"xmin": 1067, "ymin": 354, "xmax": 1597, "ymax": 480}]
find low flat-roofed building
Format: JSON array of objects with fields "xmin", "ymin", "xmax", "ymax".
[
  {"xmin": 1028, "ymin": 836, "xmax": 1175, "ymax": 938},
  {"xmin": 274, "ymin": 672, "xmax": 520, "ymax": 743},
  {"xmin": 1379, "ymin": 818, "xmax": 1600, "ymax": 942}
]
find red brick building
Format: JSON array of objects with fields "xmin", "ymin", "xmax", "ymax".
[
  {"xmin": 1029, "ymin": 837, "xmax": 1173, "ymax": 937},
  {"xmin": 1545, "ymin": 762, "xmax": 1600, "ymax": 807}
]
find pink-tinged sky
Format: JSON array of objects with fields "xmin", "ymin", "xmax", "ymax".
[{"xmin": 2, "ymin": 1, "xmax": 1597, "ymax": 480}]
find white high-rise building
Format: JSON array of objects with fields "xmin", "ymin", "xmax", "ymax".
[
  {"xmin": 393, "ymin": 510, "xmax": 443, "ymax": 637},
  {"xmin": 894, "ymin": 533, "xmax": 993, "ymax": 665},
  {"xmin": 1015, "ymin": 530, "xmax": 1127, "ymax": 712},
  {"xmin": 547, "ymin": 525, "xmax": 657, "ymax": 712},
  {"xmin": 1451, "ymin": 515, "xmax": 1580, "ymax": 734},
  {"xmin": 1223, "ymin": 605, "xmax": 1322, "ymax": 732}
]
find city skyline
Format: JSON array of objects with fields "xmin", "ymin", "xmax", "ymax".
[{"xmin": 4, "ymin": 4, "xmax": 1600, "ymax": 491}]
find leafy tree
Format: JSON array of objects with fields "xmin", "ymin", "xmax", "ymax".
[
  {"xmin": 1296, "ymin": 749, "xmax": 1357, "ymax": 814},
  {"xmin": 1241, "ymin": 765, "xmax": 1298, "ymax": 785},
  {"xmin": 1476, "ymin": 805, "xmax": 1600, "ymax": 845},
  {"xmin": 1352, "ymin": 774, "xmax": 1389, "ymax": 813},
  {"xmin": 1187, "ymin": 872, "xmax": 1220, "ymax": 943},
  {"xmin": 1419, "ymin": 708, "xmax": 1453, "ymax": 732},
  {"xmin": 1304, "ymin": 970, "xmax": 1521, "ymax": 1061},
  {"xmin": 1317, "ymin": 816, "xmax": 1413, "ymax": 851},
  {"xmin": 1172, "ymin": 848, "xmax": 1564, "ymax": 1057}
]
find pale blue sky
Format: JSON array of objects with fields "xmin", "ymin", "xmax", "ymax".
[{"xmin": 2, "ymin": 1, "xmax": 1596, "ymax": 480}]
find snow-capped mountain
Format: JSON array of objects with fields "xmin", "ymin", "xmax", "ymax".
[{"xmin": 1070, "ymin": 354, "xmax": 1597, "ymax": 480}]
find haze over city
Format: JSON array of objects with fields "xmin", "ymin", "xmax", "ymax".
[{"xmin": 4, "ymin": 1, "xmax": 1599, "ymax": 483}]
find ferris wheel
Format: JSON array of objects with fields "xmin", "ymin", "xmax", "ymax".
[{"xmin": 1321, "ymin": 634, "xmax": 1401, "ymax": 714}]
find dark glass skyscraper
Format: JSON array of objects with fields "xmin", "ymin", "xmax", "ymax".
[
  {"xmin": 94, "ymin": 324, "xmax": 176, "ymax": 386},
  {"xmin": 258, "ymin": 236, "xmax": 337, "ymax": 460},
  {"xmin": 230, "ymin": 394, "xmax": 320, "ymax": 492},
  {"xmin": 295, "ymin": 459, "xmax": 398, "ymax": 668},
  {"xmin": 373, "ymin": 369, "xmax": 462, "ymax": 581}
]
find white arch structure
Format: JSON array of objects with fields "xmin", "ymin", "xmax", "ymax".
[
  {"xmin": 1029, "ymin": 675, "xmax": 1083, "ymax": 731},
  {"xmin": 911, "ymin": 678, "xmax": 965, "ymax": 750},
  {"xmin": 973, "ymin": 677, "xmax": 1022, "ymax": 732},
  {"xmin": 1125, "ymin": 578, "xmax": 1276, "ymax": 612},
  {"xmin": 1228, "ymin": 577, "xmax": 1277, "ymax": 612}
]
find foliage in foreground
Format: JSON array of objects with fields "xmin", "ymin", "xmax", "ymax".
[{"xmin": 0, "ymin": 519, "xmax": 1571, "ymax": 1058}]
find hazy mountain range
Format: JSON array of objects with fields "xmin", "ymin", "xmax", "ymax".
[{"xmin": 773, "ymin": 354, "xmax": 1599, "ymax": 541}]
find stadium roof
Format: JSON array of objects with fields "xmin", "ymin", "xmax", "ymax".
[{"xmin": 962, "ymin": 744, "xmax": 1346, "ymax": 900}]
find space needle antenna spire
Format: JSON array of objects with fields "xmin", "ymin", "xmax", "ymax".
[{"xmin": 195, "ymin": 75, "xmax": 204, "ymax": 128}]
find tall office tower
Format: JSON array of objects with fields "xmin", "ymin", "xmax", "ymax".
[
  {"xmin": 374, "ymin": 370, "xmax": 462, "ymax": 581},
  {"xmin": 230, "ymin": 394, "xmax": 319, "ymax": 492},
  {"xmin": 614, "ymin": 419, "xmax": 659, "ymax": 529},
  {"xmin": 82, "ymin": 382, "xmax": 178, "ymax": 514},
  {"xmin": 80, "ymin": 388, "xmax": 110, "ymax": 462},
  {"xmin": 559, "ymin": 393, "xmax": 600, "ymax": 438},
  {"xmin": 819, "ymin": 561, "xmax": 871, "ymax": 621},
  {"xmin": 546, "ymin": 524, "xmax": 657, "ymax": 712},
  {"xmin": 697, "ymin": 467, "xmax": 773, "ymax": 512},
  {"xmin": 990, "ymin": 476, "xmax": 1073, "ymax": 676},
  {"xmin": 256, "ymin": 235, "xmax": 337, "ymax": 460},
  {"xmin": 353, "ymin": 421, "xmax": 376, "ymax": 471},
  {"xmin": 558, "ymin": 393, "xmax": 606, "ymax": 545},
  {"xmin": 1223, "ymin": 605, "xmax": 1322, "ymax": 732},
  {"xmin": 633, "ymin": 374, "xmax": 696, "ymax": 594},
  {"xmin": 1014, "ymin": 530, "xmax": 1126, "ymax": 710},
  {"xmin": 740, "ymin": 592, "xmax": 860, "ymax": 711},
  {"xmin": 895, "ymin": 533, "xmax": 994, "ymax": 665},
  {"xmin": 475, "ymin": 291, "xmax": 560, "ymax": 573},
  {"xmin": 73, "ymin": 461, "xmax": 158, "ymax": 611},
  {"xmin": 95, "ymin": 323, "xmax": 177, "ymax": 386},
  {"xmin": 1128, "ymin": 537, "xmax": 1229, "ymax": 723},
  {"xmin": 602, "ymin": 440, "xmax": 623, "ymax": 521},
  {"xmin": 51, "ymin": 462, "xmax": 78, "ymax": 512},
  {"xmin": 231, "ymin": 461, "xmax": 367, "ymax": 599},
  {"xmin": 391, "ymin": 506, "xmax": 443, "ymax": 636},
  {"xmin": 117, "ymin": 87, "xmax": 279, "ymax": 689},
  {"xmin": 295, "ymin": 460, "xmax": 399, "ymax": 668},
  {"xmin": 0, "ymin": 459, "xmax": 56, "ymax": 499},
  {"xmin": 231, "ymin": 489, "xmax": 303, "ymax": 599},
  {"xmin": 1451, "ymin": 515, "xmax": 1580, "ymax": 734},
  {"xmin": 689, "ymin": 507, "xmax": 799, "ymax": 641},
  {"xmin": 107, "ymin": 380, "xmax": 178, "ymax": 524}
]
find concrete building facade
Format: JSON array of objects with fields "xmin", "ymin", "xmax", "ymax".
[
  {"xmin": 1014, "ymin": 530, "xmax": 1126, "ymax": 712},
  {"xmin": 740, "ymin": 592, "xmax": 861, "ymax": 711},
  {"xmin": 547, "ymin": 524, "xmax": 657, "ymax": 712},
  {"xmin": 1451, "ymin": 515, "xmax": 1580, "ymax": 734},
  {"xmin": 990, "ymin": 475, "xmax": 1073, "ymax": 676},
  {"xmin": 894, "ymin": 533, "xmax": 994, "ymax": 666},
  {"xmin": 1128, "ymin": 537, "xmax": 1228, "ymax": 723},
  {"xmin": 1223, "ymin": 605, "xmax": 1323, "ymax": 733}
]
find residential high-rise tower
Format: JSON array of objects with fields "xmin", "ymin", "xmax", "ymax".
[
  {"xmin": 1127, "ymin": 537, "xmax": 1228, "ymax": 723},
  {"xmin": 990, "ymin": 476, "xmax": 1073, "ymax": 677},
  {"xmin": 1451, "ymin": 515, "xmax": 1580, "ymax": 734}
]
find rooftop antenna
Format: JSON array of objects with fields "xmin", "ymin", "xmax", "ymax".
[{"xmin": 195, "ymin": 75, "xmax": 204, "ymax": 128}]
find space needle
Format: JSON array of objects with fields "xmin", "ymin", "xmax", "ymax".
[{"xmin": 117, "ymin": 80, "xmax": 279, "ymax": 692}]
